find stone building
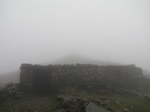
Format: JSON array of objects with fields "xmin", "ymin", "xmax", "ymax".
[{"xmin": 19, "ymin": 64, "xmax": 143, "ymax": 93}]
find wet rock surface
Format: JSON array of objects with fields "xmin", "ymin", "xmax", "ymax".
[
  {"xmin": 0, "ymin": 82, "xmax": 22, "ymax": 98},
  {"xmin": 55, "ymin": 94, "xmax": 117, "ymax": 112},
  {"xmin": 86, "ymin": 102, "xmax": 109, "ymax": 112},
  {"xmin": 0, "ymin": 82, "xmax": 23, "ymax": 106}
]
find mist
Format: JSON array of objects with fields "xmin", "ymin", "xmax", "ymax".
[{"xmin": 0, "ymin": 0, "xmax": 150, "ymax": 74}]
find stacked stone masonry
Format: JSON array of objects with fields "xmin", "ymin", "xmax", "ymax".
[{"xmin": 20, "ymin": 64, "xmax": 143, "ymax": 93}]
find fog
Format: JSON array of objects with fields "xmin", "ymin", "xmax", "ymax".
[{"xmin": 0, "ymin": 0, "xmax": 150, "ymax": 74}]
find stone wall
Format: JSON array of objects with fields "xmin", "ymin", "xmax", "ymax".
[
  {"xmin": 20, "ymin": 64, "xmax": 33, "ymax": 92},
  {"xmin": 20, "ymin": 64, "xmax": 143, "ymax": 92}
]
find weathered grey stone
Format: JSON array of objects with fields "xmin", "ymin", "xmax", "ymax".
[
  {"xmin": 14, "ymin": 92, "xmax": 23, "ymax": 99},
  {"xmin": 57, "ymin": 95, "xmax": 73, "ymax": 102},
  {"xmin": 123, "ymin": 108, "xmax": 129, "ymax": 112},
  {"xmin": 100, "ymin": 100, "xmax": 109, "ymax": 106},
  {"xmin": 107, "ymin": 106, "xmax": 114, "ymax": 111},
  {"xmin": 86, "ymin": 102, "xmax": 109, "ymax": 112},
  {"xmin": 20, "ymin": 64, "xmax": 143, "ymax": 93},
  {"xmin": 144, "ymin": 94, "xmax": 150, "ymax": 99},
  {"xmin": 6, "ymin": 82, "xmax": 14, "ymax": 88}
]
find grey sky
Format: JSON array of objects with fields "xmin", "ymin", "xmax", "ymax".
[{"xmin": 0, "ymin": 0, "xmax": 150, "ymax": 74}]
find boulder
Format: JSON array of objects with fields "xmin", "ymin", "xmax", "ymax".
[
  {"xmin": 107, "ymin": 106, "xmax": 114, "ymax": 111},
  {"xmin": 86, "ymin": 102, "xmax": 109, "ymax": 112},
  {"xmin": 143, "ymin": 94, "xmax": 150, "ymax": 99},
  {"xmin": 123, "ymin": 108, "xmax": 129, "ymax": 112}
]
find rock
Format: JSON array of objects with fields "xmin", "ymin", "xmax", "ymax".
[
  {"xmin": 81, "ymin": 98, "xmax": 90, "ymax": 102},
  {"xmin": 57, "ymin": 95, "xmax": 73, "ymax": 102},
  {"xmin": 57, "ymin": 96, "xmax": 88, "ymax": 112},
  {"xmin": 14, "ymin": 92, "xmax": 23, "ymax": 99},
  {"xmin": 135, "ymin": 93, "xmax": 143, "ymax": 98},
  {"xmin": 137, "ymin": 88, "xmax": 143, "ymax": 91},
  {"xmin": 123, "ymin": 108, "xmax": 129, "ymax": 112},
  {"xmin": 100, "ymin": 100, "xmax": 109, "ymax": 106},
  {"xmin": 6, "ymin": 82, "xmax": 14, "ymax": 88},
  {"xmin": 107, "ymin": 106, "xmax": 114, "ymax": 111},
  {"xmin": 114, "ymin": 100, "xmax": 120, "ymax": 104},
  {"xmin": 94, "ymin": 99, "xmax": 102, "ymax": 104},
  {"xmin": 86, "ymin": 102, "xmax": 109, "ymax": 112},
  {"xmin": 143, "ymin": 94, "xmax": 150, "ymax": 99},
  {"xmin": 53, "ymin": 109, "xmax": 66, "ymax": 112}
]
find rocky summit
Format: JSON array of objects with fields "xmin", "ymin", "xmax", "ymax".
[{"xmin": 0, "ymin": 64, "xmax": 150, "ymax": 112}]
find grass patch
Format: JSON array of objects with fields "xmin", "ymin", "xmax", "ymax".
[
  {"xmin": 0, "ymin": 93, "xmax": 59, "ymax": 112},
  {"xmin": 0, "ymin": 88, "xmax": 150, "ymax": 112}
]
